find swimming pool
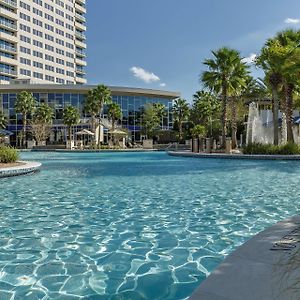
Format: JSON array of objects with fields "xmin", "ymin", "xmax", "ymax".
[{"xmin": 0, "ymin": 151, "xmax": 299, "ymax": 299}]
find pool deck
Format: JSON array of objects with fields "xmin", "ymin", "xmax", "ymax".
[
  {"xmin": 189, "ymin": 215, "xmax": 300, "ymax": 300},
  {"xmin": 168, "ymin": 150, "xmax": 300, "ymax": 160},
  {"xmin": 0, "ymin": 161, "xmax": 42, "ymax": 178}
]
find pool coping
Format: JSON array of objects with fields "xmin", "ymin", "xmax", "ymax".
[
  {"xmin": 168, "ymin": 151, "xmax": 300, "ymax": 160},
  {"xmin": 0, "ymin": 161, "xmax": 42, "ymax": 178},
  {"xmin": 189, "ymin": 215, "xmax": 300, "ymax": 300}
]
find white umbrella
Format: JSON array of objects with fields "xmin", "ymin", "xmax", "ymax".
[{"xmin": 76, "ymin": 129, "xmax": 95, "ymax": 136}]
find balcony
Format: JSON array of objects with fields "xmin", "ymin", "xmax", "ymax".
[
  {"xmin": 0, "ymin": 54, "xmax": 17, "ymax": 66},
  {"xmin": 75, "ymin": 31, "xmax": 86, "ymax": 40},
  {"xmin": 0, "ymin": 43, "xmax": 16, "ymax": 54},
  {"xmin": 76, "ymin": 67, "xmax": 86, "ymax": 75},
  {"xmin": 75, "ymin": 13, "xmax": 86, "ymax": 23},
  {"xmin": 75, "ymin": 2, "xmax": 86, "ymax": 14},
  {"xmin": 76, "ymin": 57, "xmax": 87, "ymax": 66},
  {"xmin": 0, "ymin": 19, "xmax": 17, "ymax": 31},
  {"xmin": 0, "ymin": 67, "xmax": 17, "ymax": 76},
  {"xmin": 75, "ymin": 0, "xmax": 86, "ymax": 6},
  {"xmin": 0, "ymin": 7, "xmax": 17, "ymax": 20},
  {"xmin": 0, "ymin": 31, "xmax": 17, "ymax": 43},
  {"xmin": 0, "ymin": 0, "xmax": 17, "ymax": 9},
  {"xmin": 76, "ymin": 76, "xmax": 87, "ymax": 84},
  {"xmin": 75, "ymin": 20, "xmax": 86, "ymax": 31},
  {"xmin": 75, "ymin": 39, "xmax": 86, "ymax": 49},
  {"xmin": 75, "ymin": 49, "xmax": 86, "ymax": 58}
]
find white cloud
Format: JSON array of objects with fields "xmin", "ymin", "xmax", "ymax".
[
  {"xmin": 242, "ymin": 53, "xmax": 257, "ymax": 65},
  {"xmin": 285, "ymin": 18, "xmax": 300, "ymax": 24},
  {"xmin": 160, "ymin": 83, "xmax": 166, "ymax": 87},
  {"xmin": 130, "ymin": 66, "xmax": 160, "ymax": 83}
]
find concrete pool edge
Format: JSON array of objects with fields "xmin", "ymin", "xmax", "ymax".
[
  {"xmin": 189, "ymin": 215, "xmax": 300, "ymax": 300},
  {"xmin": 0, "ymin": 161, "xmax": 42, "ymax": 178},
  {"xmin": 168, "ymin": 151, "xmax": 300, "ymax": 160}
]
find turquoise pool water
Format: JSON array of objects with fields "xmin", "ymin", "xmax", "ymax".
[{"xmin": 0, "ymin": 152, "xmax": 299, "ymax": 299}]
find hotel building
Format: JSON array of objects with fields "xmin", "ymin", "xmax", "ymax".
[
  {"xmin": 0, "ymin": 0, "xmax": 87, "ymax": 85},
  {"xmin": 0, "ymin": 83, "xmax": 180, "ymax": 145}
]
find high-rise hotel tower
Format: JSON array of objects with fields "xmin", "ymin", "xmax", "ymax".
[{"xmin": 0, "ymin": 0, "xmax": 87, "ymax": 85}]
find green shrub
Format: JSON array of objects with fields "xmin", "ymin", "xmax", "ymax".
[
  {"xmin": 0, "ymin": 146, "xmax": 19, "ymax": 163},
  {"xmin": 243, "ymin": 142, "xmax": 300, "ymax": 155}
]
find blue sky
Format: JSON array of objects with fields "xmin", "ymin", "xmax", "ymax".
[{"xmin": 86, "ymin": 0, "xmax": 300, "ymax": 101}]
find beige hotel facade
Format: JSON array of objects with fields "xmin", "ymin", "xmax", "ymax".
[{"xmin": 0, "ymin": 0, "xmax": 87, "ymax": 85}]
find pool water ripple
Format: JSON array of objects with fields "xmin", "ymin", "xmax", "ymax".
[{"xmin": 0, "ymin": 152, "xmax": 299, "ymax": 299}]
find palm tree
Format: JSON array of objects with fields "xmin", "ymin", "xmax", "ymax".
[
  {"xmin": 33, "ymin": 104, "xmax": 54, "ymax": 124},
  {"xmin": 84, "ymin": 89, "xmax": 99, "ymax": 134},
  {"xmin": 172, "ymin": 98, "xmax": 189, "ymax": 141},
  {"xmin": 229, "ymin": 68, "xmax": 251, "ymax": 149},
  {"xmin": 31, "ymin": 104, "xmax": 54, "ymax": 145},
  {"xmin": 275, "ymin": 29, "xmax": 300, "ymax": 142},
  {"xmin": 201, "ymin": 47, "xmax": 249, "ymax": 148},
  {"xmin": 63, "ymin": 106, "xmax": 80, "ymax": 149},
  {"xmin": 85, "ymin": 84, "xmax": 112, "ymax": 146},
  {"xmin": 153, "ymin": 103, "xmax": 166, "ymax": 127},
  {"xmin": 107, "ymin": 102, "xmax": 122, "ymax": 144},
  {"xmin": 0, "ymin": 110, "xmax": 7, "ymax": 130},
  {"xmin": 256, "ymin": 39, "xmax": 288, "ymax": 145},
  {"xmin": 15, "ymin": 91, "xmax": 36, "ymax": 147}
]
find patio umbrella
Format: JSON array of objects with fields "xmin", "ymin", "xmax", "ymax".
[
  {"xmin": 76, "ymin": 129, "xmax": 95, "ymax": 136},
  {"xmin": 108, "ymin": 129, "xmax": 127, "ymax": 136}
]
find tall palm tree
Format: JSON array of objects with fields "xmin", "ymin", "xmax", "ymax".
[
  {"xmin": 0, "ymin": 110, "xmax": 7, "ymax": 130},
  {"xmin": 84, "ymin": 89, "xmax": 99, "ymax": 134},
  {"xmin": 85, "ymin": 84, "xmax": 112, "ymax": 146},
  {"xmin": 275, "ymin": 29, "xmax": 300, "ymax": 142},
  {"xmin": 172, "ymin": 98, "xmax": 189, "ymax": 141},
  {"xmin": 107, "ymin": 102, "xmax": 122, "ymax": 144},
  {"xmin": 15, "ymin": 91, "xmax": 36, "ymax": 147},
  {"xmin": 63, "ymin": 106, "xmax": 80, "ymax": 149},
  {"xmin": 256, "ymin": 39, "xmax": 288, "ymax": 145},
  {"xmin": 201, "ymin": 47, "xmax": 249, "ymax": 148}
]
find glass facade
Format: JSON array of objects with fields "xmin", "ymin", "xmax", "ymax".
[{"xmin": 0, "ymin": 90, "xmax": 175, "ymax": 144}]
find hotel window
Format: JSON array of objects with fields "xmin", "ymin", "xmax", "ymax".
[
  {"xmin": 20, "ymin": 69, "xmax": 31, "ymax": 76},
  {"xmin": 45, "ymin": 75, "xmax": 55, "ymax": 82},
  {"xmin": 33, "ymin": 7, "xmax": 43, "ymax": 17},
  {"xmin": 45, "ymin": 64, "xmax": 54, "ymax": 72},
  {"xmin": 20, "ymin": 57, "xmax": 31, "ymax": 66},
  {"xmin": 33, "ymin": 40, "xmax": 43, "ymax": 48},
  {"xmin": 33, "ymin": 50, "xmax": 43, "ymax": 58},
  {"xmin": 33, "ymin": 29, "xmax": 43, "ymax": 37},
  {"xmin": 33, "ymin": 18, "xmax": 43, "ymax": 27},
  {"xmin": 20, "ymin": 35, "xmax": 31, "ymax": 44},
  {"xmin": 45, "ymin": 44, "xmax": 54, "ymax": 52},
  {"xmin": 20, "ymin": 13, "xmax": 31, "ymax": 22},
  {"xmin": 33, "ymin": 72, "xmax": 43, "ymax": 79},
  {"xmin": 20, "ymin": 1, "xmax": 31, "ymax": 11},
  {"xmin": 33, "ymin": 61, "xmax": 43, "ymax": 69},
  {"xmin": 56, "ymin": 78, "xmax": 65, "ymax": 84}
]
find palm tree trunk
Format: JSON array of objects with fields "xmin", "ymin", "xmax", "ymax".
[
  {"xmin": 221, "ymin": 83, "xmax": 227, "ymax": 149},
  {"xmin": 285, "ymin": 82, "xmax": 294, "ymax": 143},
  {"xmin": 23, "ymin": 114, "xmax": 27, "ymax": 148},
  {"xmin": 69, "ymin": 126, "xmax": 72, "ymax": 149},
  {"xmin": 272, "ymin": 87, "xmax": 279, "ymax": 145},
  {"xmin": 112, "ymin": 117, "xmax": 115, "ymax": 145},
  {"xmin": 97, "ymin": 119, "xmax": 101, "ymax": 147},
  {"xmin": 231, "ymin": 98, "xmax": 237, "ymax": 149},
  {"xmin": 179, "ymin": 117, "xmax": 183, "ymax": 142}
]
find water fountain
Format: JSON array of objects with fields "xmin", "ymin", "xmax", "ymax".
[{"xmin": 246, "ymin": 102, "xmax": 274, "ymax": 145}]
